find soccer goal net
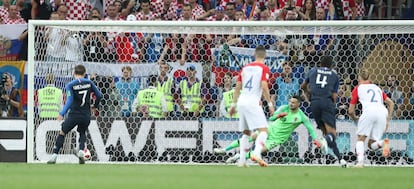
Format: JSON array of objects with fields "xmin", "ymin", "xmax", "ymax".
[{"xmin": 27, "ymin": 20, "xmax": 414, "ymax": 165}]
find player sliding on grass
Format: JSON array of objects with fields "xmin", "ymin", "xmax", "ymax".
[{"xmin": 214, "ymin": 95, "xmax": 326, "ymax": 166}]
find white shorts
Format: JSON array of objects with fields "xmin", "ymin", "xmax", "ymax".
[
  {"xmin": 237, "ymin": 101, "xmax": 268, "ymax": 132},
  {"xmin": 356, "ymin": 108, "xmax": 388, "ymax": 141}
]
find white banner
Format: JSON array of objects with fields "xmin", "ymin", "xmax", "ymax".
[
  {"xmin": 0, "ymin": 120, "xmax": 27, "ymax": 151},
  {"xmin": 167, "ymin": 62, "xmax": 203, "ymax": 82},
  {"xmin": 34, "ymin": 120, "xmax": 412, "ymax": 162},
  {"xmin": 35, "ymin": 61, "xmax": 159, "ymax": 78},
  {"xmin": 212, "ymin": 46, "xmax": 288, "ymax": 73}
]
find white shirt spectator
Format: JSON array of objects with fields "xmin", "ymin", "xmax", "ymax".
[{"xmin": 65, "ymin": 32, "xmax": 83, "ymax": 62}]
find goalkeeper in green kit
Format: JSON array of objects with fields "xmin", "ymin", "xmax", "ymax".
[{"xmin": 214, "ymin": 95, "xmax": 327, "ymax": 166}]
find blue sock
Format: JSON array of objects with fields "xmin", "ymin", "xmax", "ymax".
[
  {"xmin": 53, "ymin": 134, "xmax": 65, "ymax": 154},
  {"xmin": 79, "ymin": 132, "xmax": 86, "ymax": 150},
  {"xmin": 325, "ymin": 133, "xmax": 342, "ymax": 160}
]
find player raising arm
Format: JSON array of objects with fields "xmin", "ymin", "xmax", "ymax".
[
  {"xmin": 229, "ymin": 45, "xmax": 275, "ymax": 167},
  {"xmin": 48, "ymin": 65, "xmax": 102, "ymax": 164},
  {"xmin": 215, "ymin": 95, "xmax": 324, "ymax": 164},
  {"xmin": 348, "ymin": 69, "xmax": 394, "ymax": 168}
]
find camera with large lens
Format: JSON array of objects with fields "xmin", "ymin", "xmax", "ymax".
[
  {"xmin": 0, "ymin": 74, "xmax": 8, "ymax": 109},
  {"xmin": 0, "ymin": 74, "xmax": 6, "ymax": 93}
]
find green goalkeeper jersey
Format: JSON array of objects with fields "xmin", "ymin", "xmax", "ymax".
[{"xmin": 267, "ymin": 105, "xmax": 318, "ymax": 144}]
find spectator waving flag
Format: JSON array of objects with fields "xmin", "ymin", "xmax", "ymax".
[{"xmin": 0, "ymin": 24, "xmax": 27, "ymax": 61}]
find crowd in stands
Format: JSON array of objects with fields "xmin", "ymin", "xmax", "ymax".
[
  {"xmin": 0, "ymin": 0, "xmax": 413, "ymax": 120},
  {"xmin": 2, "ymin": 0, "xmax": 409, "ymax": 24}
]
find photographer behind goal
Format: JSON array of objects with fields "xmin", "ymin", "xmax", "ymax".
[{"xmin": 0, "ymin": 73, "xmax": 24, "ymax": 118}]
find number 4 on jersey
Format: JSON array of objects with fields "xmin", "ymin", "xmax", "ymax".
[
  {"xmin": 244, "ymin": 76, "xmax": 253, "ymax": 91},
  {"xmin": 316, "ymin": 74, "xmax": 327, "ymax": 88}
]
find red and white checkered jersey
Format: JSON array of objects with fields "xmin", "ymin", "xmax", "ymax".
[
  {"xmin": 3, "ymin": 17, "xmax": 26, "ymax": 24},
  {"xmin": 63, "ymin": 0, "xmax": 92, "ymax": 20},
  {"xmin": 0, "ymin": 6, "xmax": 8, "ymax": 21},
  {"xmin": 315, "ymin": 0, "xmax": 330, "ymax": 10},
  {"xmin": 219, "ymin": 0, "xmax": 235, "ymax": 7},
  {"xmin": 356, "ymin": 1, "xmax": 365, "ymax": 17},
  {"xmin": 350, "ymin": 83, "xmax": 388, "ymax": 112},
  {"xmin": 154, "ymin": 1, "xmax": 180, "ymax": 20},
  {"xmin": 237, "ymin": 62, "xmax": 270, "ymax": 102},
  {"xmin": 342, "ymin": 0, "xmax": 356, "ymax": 20},
  {"xmin": 135, "ymin": 11, "xmax": 158, "ymax": 20},
  {"xmin": 191, "ymin": 4, "xmax": 206, "ymax": 17},
  {"xmin": 151, "ymin": 1, "xmax": 164, "ymax": 16}
]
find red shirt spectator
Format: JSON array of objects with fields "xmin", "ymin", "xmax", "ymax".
[
  {"xmin": 0, "ymin": 0, "xmax": 11, "ymax": 22},
  {"xmin": 3, "ymin": 5, "xmax": 26, "ymax": 24},
  {"xmin": 116, "ymin": 32, "xmax": 144, "ymax": 63},
  {"xmin": 136, "ymin": 1, "xmax": 158, "ymax": 20},
  {"xmin": 342, "ymin": 0, "xmax": 357, "ymax": 20},
  {"xmin": 178, "ymin": 3, "xmax": 197, "ymax": 20},
  {"xmin": 104, "ymin": 4, "xmax": 121, "ymax": 20},
  {"xmin": 152, "ymin": 0, "xmax": 179, "ymax": 20},
  {"xmin": 315, "ymin": 0, "xmax": 330, "ymax": 11},
  {"xmin": 189, "ymin": 0, "xmax": 205, "ymax": 17},
  {"xmin": 355, "ymin": 0, "xmax": 365, "ymax": 19},
  {"xmin": 53, "ymin": 0, "xmax": 92, "ymax": 20},
  {"xmin": 104, "ymin": 0, "xmax": 116, "ymax": 16}
]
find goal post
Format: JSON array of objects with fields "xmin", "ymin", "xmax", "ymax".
[{"xmin": 27, "ymin": 20, "xmax": 414, "ymax": 165}]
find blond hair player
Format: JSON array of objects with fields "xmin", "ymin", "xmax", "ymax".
[{"xmin": 348, "ymin": 69, "xmax": 394, "ymax": 168}]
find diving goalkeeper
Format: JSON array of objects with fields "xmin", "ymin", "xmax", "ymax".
[{"xmin": 214, "ymin": 95, "xmax": 326, "ymax": 166}]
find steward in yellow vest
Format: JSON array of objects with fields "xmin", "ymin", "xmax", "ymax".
[
  {"xmin": 132, "ymin": 75, "xmax": 167, "ymax": 118},
  {"xmin": 178, "ymin": 65, "xmax": 205, "ymax": 118},
  {"xmin": 156, "ymin": 62, "xmax": 175, "ymax": 115},
  {"xmin": 220, "ymin": 89, "xmax": 239, "ymax": 118},
  {"xmin": 38, "ymin": 74, "xmax": 63, "ymax": 118}
]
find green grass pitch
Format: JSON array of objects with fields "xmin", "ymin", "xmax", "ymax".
[{"xmin": 1, "ymin": 163, "xmax": 413, "ymax": 189}]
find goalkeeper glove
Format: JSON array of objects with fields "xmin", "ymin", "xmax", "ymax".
[{"xmin": 313, "ymin": 139, "xmax": 321, "ymax": 148}]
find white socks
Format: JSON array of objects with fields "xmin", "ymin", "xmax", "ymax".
[
  {"xmin": 238, "ymin": 135, "xmax": 250, "ymax": 164},
  {"xmin": 253, "ymin": 132, "xmax": 268, "ymax": 158},
  {"xmin": 356, "ymin": 141, "xmax": 364, "ymax": 164}
]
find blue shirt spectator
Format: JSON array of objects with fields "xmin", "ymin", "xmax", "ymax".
[{"xmin": 115, "ymin": 66, "xmax": 140, "ymax": 117}]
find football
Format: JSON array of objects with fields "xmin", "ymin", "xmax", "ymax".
[{"xmin": 84, "ymin": 148, "xmax": 91, "ymax": 161}]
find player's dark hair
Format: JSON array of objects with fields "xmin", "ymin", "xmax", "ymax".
[
  {"xmin": 320, "ymin": 55, "xmax": 333, "ymax": 68},
  {"xmin": 74, "ymin": 65, "xmax": 86, "ymax": 75},
  {"xmin": 290, "ymin": 94, "xmax": 302, "ymax": 102}
]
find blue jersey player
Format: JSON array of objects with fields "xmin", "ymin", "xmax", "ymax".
[
  {"xmin": 48, "ymin": 65, "xmax": 102, "ymax": 164},
  {"xmin": 301, "ymin": 56, "xmax": 346, "ymax": 167}
]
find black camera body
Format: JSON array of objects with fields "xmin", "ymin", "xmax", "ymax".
[
  {"xmin": 0, "ymin": 74, "xmax": 6, "ymax": 94},
  {"xmin": 0, "ymin": 74, "xmax": 8, "ymax": 109}
]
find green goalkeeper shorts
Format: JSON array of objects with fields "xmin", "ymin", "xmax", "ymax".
[{"xmin": 264, "ymin": 139, "xmax": 283, "ymax": 151}]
